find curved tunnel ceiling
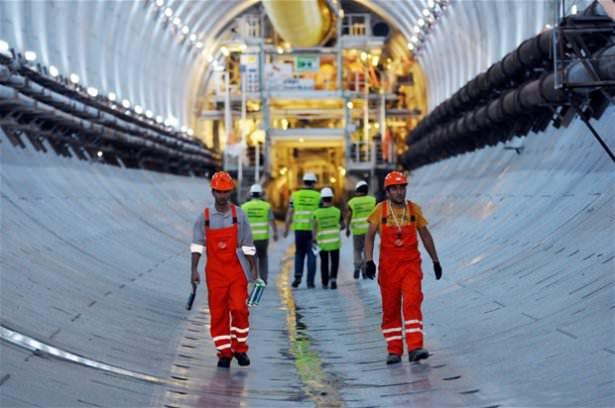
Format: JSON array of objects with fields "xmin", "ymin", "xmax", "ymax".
[{"xmin": 0, "ymin": 0, "xmax": 570, "ymax": 128}]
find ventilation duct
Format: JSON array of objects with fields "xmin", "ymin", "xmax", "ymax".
[{"xmin": 261, "ymin": 0, "xmax": 333, "ymax": 47}]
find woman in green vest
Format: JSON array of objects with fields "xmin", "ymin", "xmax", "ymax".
[
  {"xmin": 344, "ymin": 180, "xmax": 377, "ymax": 279},
  {"xmin": 312, "ymin": 187, "xmax": 345, "ymax": 289}
]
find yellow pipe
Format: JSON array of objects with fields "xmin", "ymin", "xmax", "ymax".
[{"xmin": 261, "ymin": 0, "xmax": 332, "ymax": 47}]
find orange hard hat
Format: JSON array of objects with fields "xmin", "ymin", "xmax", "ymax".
[
  {"xmin": 211, "ymin": 171, "xmax": 235, "ymax": 191},
  {"xmin": 384, "ymin": 171, "xmax": 408, "ymax": 188}
]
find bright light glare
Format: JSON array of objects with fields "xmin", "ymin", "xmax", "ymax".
[
  {"xmin": 0, "ymin": 40, "xmax": 9, "ymax": 54},
  {"xmin": 48, "ymin": 65, "xmax": 59, "ymax": 77},
  {"xmin": 24, "ymin": 50, "xmax": 37, "ymax": 62},
  {"xmin": 86, "ymin": 87, "xmax": 98, "ymax": 97}
]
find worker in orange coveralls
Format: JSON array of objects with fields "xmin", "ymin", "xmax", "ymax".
[
  {"xmin": 365, "ymin": 171, "xmax": 443, "ymax": 365},
  {"xmin": 191, "ymin": 171, "xmax": 257, "ymax": 368}
]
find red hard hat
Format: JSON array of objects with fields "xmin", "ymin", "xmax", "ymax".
[
  {"xmin": 211, "ymin": 171, "xmax": 235, "ymax": 191},
  {"xmin": 384, "ymin": 171, "xmax": 408, "ymax": 188}
]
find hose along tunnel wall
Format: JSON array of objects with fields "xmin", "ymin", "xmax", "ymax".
[{"xmin": 404, "ymin": 9, "xmax": 614, "ymax": 170}]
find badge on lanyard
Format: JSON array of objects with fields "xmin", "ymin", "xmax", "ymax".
[{"xmin": 389, "ymin": 201, "xmax": 406, "ymax": 247}]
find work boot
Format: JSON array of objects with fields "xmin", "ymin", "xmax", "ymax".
[
  {"xmin": 234, "ymin": 352, "xmax": 250, "ymax": 366},
  {"xmin": 291, "ymin": 278, "xmax": 301, "ymax": 288},
  {"xmin": 353, "ymin": 269, "xmax": 360, "ymax": 279},
  {"xmin": 386, "ymin": 354, "xmax": 402, "ymax": 365},
  {"xmin": 217, "ymin": 357, "xmax": 231, "ymax": 368},
  {"xmin": 307, "ymin": 282, "xmax": 315, "ymax": 289},
  {"xmin": 408, "ymin": 348, "xmax": 429, "ymax": 362},
  {"xmin": 330, "ymin": 280, "xmax": 337, "ymax": 289}
]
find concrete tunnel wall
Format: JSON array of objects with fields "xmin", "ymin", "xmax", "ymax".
[
  {"xmin": 1, "ymin": 106, "xmax": 613, "ymax": 406},
  {"xmin": 0, "ymin": 131, "xmax": 214, "ymax": 406}
]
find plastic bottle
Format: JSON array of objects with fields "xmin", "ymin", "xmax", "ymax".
[{"xmin": 247, "ymin": 279, "xmax": 266, "ymax": 307}]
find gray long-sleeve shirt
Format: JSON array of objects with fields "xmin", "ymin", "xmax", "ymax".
[{"xmin": 191, "ymin": 205, "xmax": 254, "ymax": 254}]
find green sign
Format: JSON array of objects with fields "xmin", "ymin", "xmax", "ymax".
[{"xmin": 295, "ymin": 55, "xmax": 320, "ymax": 72}]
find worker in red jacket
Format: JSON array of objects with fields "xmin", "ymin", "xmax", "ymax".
[
  {"xmin": 190, "ymin": 171, "xmax": 257, "ymax": 368},
  {"xmin": 365, "ymin": 171, "xmax": 443, "ymax": 365}
]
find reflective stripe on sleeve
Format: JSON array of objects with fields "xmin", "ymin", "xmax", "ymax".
[{"xmin": 190, "ymin": 243, "xmax": 205, "ymax": 254}]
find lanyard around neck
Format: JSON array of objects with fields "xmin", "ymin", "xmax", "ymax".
[{"xmin": 388, "ymin": 200, "xmax": 406, "ymax": 235}]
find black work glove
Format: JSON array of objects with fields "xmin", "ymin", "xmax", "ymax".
[
  {"xmin": 434, "ymin": 261, "xmax": 442, "ymax": 280},
  {"xmin": 365, "ymin": 260, "xmax": 377, "ymax": 280}
]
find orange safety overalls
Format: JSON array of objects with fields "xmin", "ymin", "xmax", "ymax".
[
  {"xmin": 378, "ymin": 200, "xmax": 424, "ymax": 355},
  {"xmin": 204, "ymin": 205, "xmax": 250, "ymax": 358}
]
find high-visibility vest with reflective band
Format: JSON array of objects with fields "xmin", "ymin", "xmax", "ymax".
[
  {"xmin": 348, "ymin": 195, "xmax": 377, "ymax": 235},
  {"xmin": 314, "ymin": 206, "xmax": 342, "ymax": 251},
  {"xmin": 291, "ymin": 189, "xmax": 321, "ymax": 231},
  {"xmin": 241, "ymin": 199, "xmax": 271, "ymax": 240}
]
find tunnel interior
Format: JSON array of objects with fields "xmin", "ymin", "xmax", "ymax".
[{"xmin": 1, "ymin": 0, "xmax": 614, "ymax": 407}]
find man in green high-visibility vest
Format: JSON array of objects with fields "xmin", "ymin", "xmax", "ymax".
[
  {"xmin": 344, "ymin": 180, "xmax": 377, "ymax": 279},
  {"xmin": 283, "ymin": 172, "xmax": 321, "ymax": 288},
  {"xmin": 241, "ymin": 184, "xmax": 278, "ymax": 284},
  {"xmin": 312, "ymin": 187, "xmax": 345, "ymax": 289}
]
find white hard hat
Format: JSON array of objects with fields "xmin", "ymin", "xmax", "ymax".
[
  {"xmin": 303, "ymin": 172, "xmax": 317, "ymax": 182},
  {"xmin": 249, "ymin": 184, "xmax": 263, "ymax": 194},
  {"xmin": 355, "ymin": 180, "xmax": 368, "ymax": 190},
  {"xmin": 320, "ymin": 187, "xmax": 334, "ymax": 198}
]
